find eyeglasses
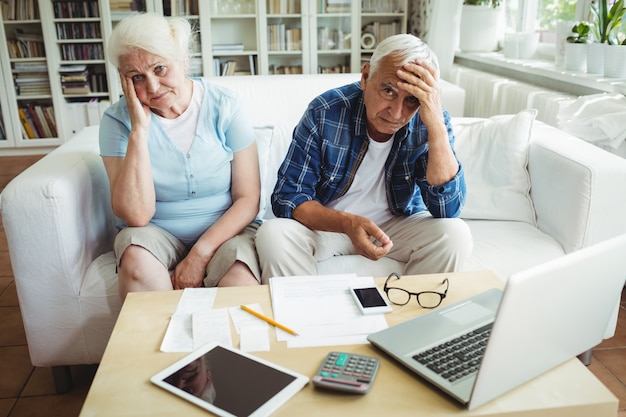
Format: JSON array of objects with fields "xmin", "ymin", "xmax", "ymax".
[{"xmin": 384, "ymin": 273, "xmax": 449, "ymax": 309}]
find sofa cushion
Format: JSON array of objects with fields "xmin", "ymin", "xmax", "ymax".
[
  {"xmin": 464, "ymin": 219, "xmax": 564, "ymax": 281},
  {"xmin": 454, "ymin": 109, "xmax": 538, "ymax": 226},
  {"xmin": 254, "ymin": 126, "xmax": 275, "ymax": 218}
]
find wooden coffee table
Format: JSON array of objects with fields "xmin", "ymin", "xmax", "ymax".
[{"xmin": 79, "ymin": 270, "xmax": 618, "ymax": 417}]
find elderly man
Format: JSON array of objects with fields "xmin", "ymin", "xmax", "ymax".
[{"xmin": 256, "ymin": 34, "xmax": 472, "ymax": 282}]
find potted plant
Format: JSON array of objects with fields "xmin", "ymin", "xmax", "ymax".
[
  {"xmin": 459, "ymin": 0, "xmax": 505, "ymax": 53},
  {"xmin": 590, "ymin": 0, "xmax": 626, "ymax": 77},
  {"xmin": 590, "ymin": 0, "xmax": 624, "ymax": 44},
  {"xmin": 565, "ymin": 21, "xmax": 591, "ymax": 72}
]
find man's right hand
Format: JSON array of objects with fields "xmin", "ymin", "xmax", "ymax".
[
  {"xmin": 343, "ymin": 214, "xmax": 393, "ymax": 261},
  {"xmin": 292, "ymin": 201, "xmax": 393, "ymax": 261}
]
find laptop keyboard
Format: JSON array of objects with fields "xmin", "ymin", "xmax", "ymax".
[{"xmin": 412, "ymin": 323, "xmax": 493, "ymax": 383}]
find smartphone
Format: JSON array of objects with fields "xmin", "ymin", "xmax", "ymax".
[{"xmin": 350, "ymin": 285, "xmax": 392, "ymax": 315}]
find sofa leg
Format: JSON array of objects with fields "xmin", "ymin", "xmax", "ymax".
[
  {"xmin": 52, "ymin": 365, "xmax": 73, "ymax": 394},
  {"xmin": 577, "ymin": 348, "xmax": 593, "ymax": 366}
]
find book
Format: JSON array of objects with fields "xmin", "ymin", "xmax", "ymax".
[
  {"xmin": 0, "ymin": 117, "xmax": 5, "ymax": 139},
  {"xmin": 42, "ymin": 106, "xmax": 58, "ymax": 137},
  {"xmin": 18, "ymin": 108, "xmax": 37, "ymax": 139},
  {"xmin": 34, "ymin": 105, "xmax": 54, "ymax": 138},
  {"xmin": 212, "ymin": 43, "xmax": 244, "ymax": 52},
  {"xmin": 26, "ymin": 106, "xmax": 45, "ymax": 138},
  {"xmin": 221, "ymin": 60, "xmax": 237, "ymax": 76}
]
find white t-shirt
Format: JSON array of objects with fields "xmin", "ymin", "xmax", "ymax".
[
  {"xmin": 326, "ymin": 135, "xmax": 394, "ymax": 225},
  {"xmin": 155, "ymin": 79, "xmax": 204, "ymax": 154}
]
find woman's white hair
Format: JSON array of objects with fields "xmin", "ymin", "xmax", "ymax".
[
  {"xmin": 107, "ymin": 12, "xmax": 193, "ymax": 67},
  {"xmin": 368, "ymin": 34, "xmax": 440, "ymax": 79}
]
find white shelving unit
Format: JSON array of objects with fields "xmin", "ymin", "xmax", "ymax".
[
  {"xmin": 0, "ymin": 0, "xmax": 64, "ymax": 152},
  {"xmin": 0, "ymin": 0, "xmax": 406, "ymax": 155}
]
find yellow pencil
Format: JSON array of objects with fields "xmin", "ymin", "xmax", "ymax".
[{"xmin": 240, "ymin": 305, "xmax": 299, "ymax": 336}]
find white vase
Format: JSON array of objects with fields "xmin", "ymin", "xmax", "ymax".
[
  {"xmin": 555, "ymin": 20, "xmax": 576, "ymax": 68},
  {"xmin": 459, "ymin": 5, "xmax": 505, "ymax": 53},
  {"xmin": 586, "ymin": 43, "xmax": 605, "ymax": 74},
  {"xmin": 604, "ymin": 45, "xmax": 626, "ymax": 78},
  {"xmin": 564, "ymin": 43, "xmax": 587, "ymax": 73}
]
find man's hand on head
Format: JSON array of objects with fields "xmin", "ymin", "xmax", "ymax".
[{"xmin": 396, "ymin": 61, "xmax": 444, "ymax": 128}]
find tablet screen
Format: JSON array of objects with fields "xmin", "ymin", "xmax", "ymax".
[{"xmin": 151, "ymin": 343, "xmax": 308, "ymax": 417}]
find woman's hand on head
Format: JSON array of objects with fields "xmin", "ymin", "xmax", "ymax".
[{"xmin": 119, "ymin": 69, "xmax": 151, "ymax": 131}]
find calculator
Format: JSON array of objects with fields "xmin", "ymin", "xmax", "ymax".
[{"xmin": 312, "ymin": 351, "xmax": 380, "ymax": 394}]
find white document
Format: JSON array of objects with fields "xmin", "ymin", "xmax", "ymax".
[
  {"xmin": 160, "ymin": 288, "xmax": 218, "ymax": 352},
  {"xmin": 240, "ymin": 326, "xmax": 271, "ymax": 352},
  {"xmin": 192, "ymin": 308, "xmax": 232, "ymax": 350},
  {"xmin": 269, "ymin": 274, "xmax": 388, "ymax": 348},
  {"xmin": 228, "ymin": 303, "xmax": 269, "ymax": 334},
  {"xmin": 229, "ymin": 304, "xmax": 271, "ymax": 351}
]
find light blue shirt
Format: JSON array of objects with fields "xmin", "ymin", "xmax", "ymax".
[{"xmin": 99, "ymin": 78, "xmax": 255, "ymax": 247}]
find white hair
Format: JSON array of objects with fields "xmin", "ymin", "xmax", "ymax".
[
  {"xmin": 368, "ymin": 34, "xmax": 440, "ymax": 79},
  {"xmin": 107, "ymin": 12, "xmax": 193, "ymax": 67}
]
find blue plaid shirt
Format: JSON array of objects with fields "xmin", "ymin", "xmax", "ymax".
[{"xmin": 271, "ymin": 82, "xmax": 466, "ymax": 221}]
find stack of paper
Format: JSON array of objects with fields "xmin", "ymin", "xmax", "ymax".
[{"xmin": 269, "ymin": 274, "xmax": 388, "ymax": 348}]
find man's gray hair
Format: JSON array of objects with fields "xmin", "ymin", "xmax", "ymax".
[{"xmin": 368, "ymin": 34, "xmax": 440, "ymax": 79}]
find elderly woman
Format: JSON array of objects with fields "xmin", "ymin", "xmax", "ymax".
[{"xmin": 100, "ymin": 13, "xmax": 261, "ymax": 299}]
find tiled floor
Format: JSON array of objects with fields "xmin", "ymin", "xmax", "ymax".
[{"xmin": 1, "ymin": 155, "xmax": 625, "ymax": 416}]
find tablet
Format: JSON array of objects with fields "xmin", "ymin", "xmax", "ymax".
[{"xmin": 151, "ymin": 343, "xmax": 309, "ymax": 417}]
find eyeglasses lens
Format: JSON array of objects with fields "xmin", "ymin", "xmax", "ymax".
[
  {"xmin": 417, "ymin": 292, "xmax": 442, "ymax": 308},
  {"xmin": 387, "ymin": 288, "xmax": 410, "ymax": 305}
]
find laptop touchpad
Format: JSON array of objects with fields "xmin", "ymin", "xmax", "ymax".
[{"xmin": 440, "ymin": 302, "xmax": 493, "ymax": 326}]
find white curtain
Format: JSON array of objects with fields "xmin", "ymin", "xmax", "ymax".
[
  {"xmin": 408, "ymin": 0, "xmax": 434, "ymax": 38},
  {"xmin": 413, "ymin": 0, "xmax": 462, "ymax": 81}
]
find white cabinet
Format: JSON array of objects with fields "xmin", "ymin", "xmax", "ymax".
[
  {"xmin": 204, "ymin": 0, "xmax": 407, "ymax": 76},
  {"xmin": 0, "ymin": 0, "xmax": 406, "ymax": 154},
  {"xmin": 0, "ymin": 0, "xmax": 64, "ymax": 152},
  {"xmin": 43, "ymin": 0, "xmax": 121, "ymax": 139}
]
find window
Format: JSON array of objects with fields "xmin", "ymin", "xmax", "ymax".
[
  {"xmin": 507, "ymin": 0, "xmax": 625, "ymax": 45},
  {"xmin": 536, "ymin": 0, "xmax": 578, "ymax": 42}
]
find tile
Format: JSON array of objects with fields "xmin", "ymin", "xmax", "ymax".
[
  {"xmin": 0, "ymin": 306, "xmax": 27, "ymax": 346},
  {"xmin": 0, "ymin": 252, "xmax": 12, "ymax": 278},
  {"xmin": 594, "ymin": 348, "xmax": 626, "ymax": 385},
  {"xmin": 0, "ymin": 345, "xmax": 32, "ymax": 398},
  {"xmin": 0, "ymin": 223, "xmax": 7, "ymax": 252},
  {"xmin": 0, "ymin": 281, "xmax": 19, "ymax": 307},
  {"xmin": 10, "ymin": 392, "xmax": 85, "ymax": 417},
  {"xmin": 0, "ymin": 156, "xmax": 42, "ymax": 179},
  {"xmin": 597, "ymin": 289, "xmax": 626, "ymax": 350},
  {"xmin": 589, "ymin": 356, "xmax": 626, "ymax": 411},
  {"xmin": 0, "ymin": 277, "xmax": 13, "ymax": 295},
  {"xmin": 22, "ymin": 365, "xmax": 97, "ymax": 397},
  {"xmin": 0, "ymin": 398, "xmax": 16, "ymax": 417},
  {"xmin": 11, "ymin": 365, "xmax": 96, "ymax": 417},
  {"xmin": 588, "ymin": 358, "xmax": 625, "ymax": 407}
]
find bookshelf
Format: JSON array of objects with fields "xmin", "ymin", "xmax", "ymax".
[
  {"xmin": 0, "ymin": 0, "xmax": 63, "ymax": 150},
  {"xmin": 44, "ymin": 0, "xmax": 119, "ymax": 138},
  {"xmin": 359, "ymin": 0, "xmax": 407, "ymax": 71},
  {"xmin": 0, "ymin": 0, "xmax": 406, "ymax": 154},
  {"xmin": 265, "ymin": 0, "xmax": 307, "ymax": 75}
]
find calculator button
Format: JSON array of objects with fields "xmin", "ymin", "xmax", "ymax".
[{"xmin": 335, "ymin": 353, "xmax": 349, "ymax": 366}]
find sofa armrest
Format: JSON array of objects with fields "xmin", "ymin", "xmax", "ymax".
[
  {"xmin": 528, "ymin": 121, "xmax": 626, "ymax": 253},
  {"xmin": 0, "ymin": 126, "xmax": 117, "ymax": 363}
]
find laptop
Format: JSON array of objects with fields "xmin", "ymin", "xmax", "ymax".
[{"xmin": 367, "ymin": 234, "xmax": 626, "ymax": 410}]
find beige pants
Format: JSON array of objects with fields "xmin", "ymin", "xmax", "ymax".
[
  {"xmin": 114, "ymin": 222, "xmax": 261, "ymax": 287},
  {"xmin": 255, "ymin": 213, "xmax": 473, "ymax": 283}
]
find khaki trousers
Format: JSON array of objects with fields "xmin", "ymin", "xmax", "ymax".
[{"xmin": 255, "ymin": 212, "xmax": 473, "ymax": 283}]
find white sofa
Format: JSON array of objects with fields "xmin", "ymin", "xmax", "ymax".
[{"xmin": 2, "ymin": 74, "xmax": 626, "ymax": 391}]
